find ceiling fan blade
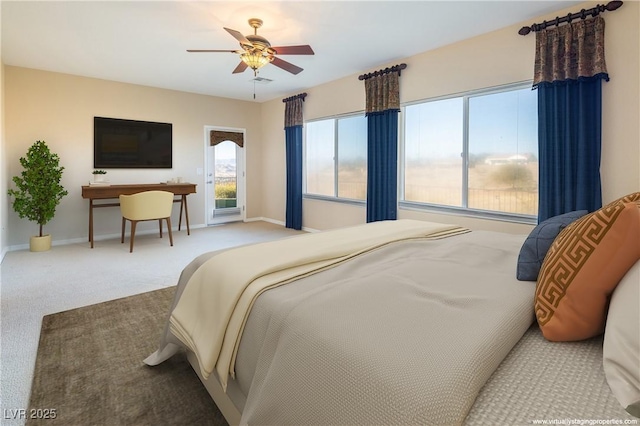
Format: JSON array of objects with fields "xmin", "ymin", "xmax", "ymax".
[
  {"xmin": 187, "ymin": 49, "xmax": 238, "ymax": 53},
  {"xmin": 232, "ymin": 61, "xmax": 248, "ymax": 74},
  {"xmin": 271, "ymin": 45, "xmax": 314, "ymax": 55},
  {"xmin": 224, "ymin": 27, "xmax": 251, "ymax": 46},
  {"xmin": 271, "ymin": 57, "xmax": 303, "ymax": 75}
]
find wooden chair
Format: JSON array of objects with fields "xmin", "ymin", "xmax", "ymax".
[{"xmin": 119, "ymin": 190, "xmax": 174, "ymax": 253}]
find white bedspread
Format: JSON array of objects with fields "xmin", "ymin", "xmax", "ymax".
[
  {"xmin": 165, "ymin": 219, "xmax": 467, "ymax": 391},
  {"xmin": 235, "ymin": 231, "xmax": 536, "ymax": 425}
]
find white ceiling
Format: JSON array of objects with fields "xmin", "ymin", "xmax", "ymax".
[{"xmin": 1, "ymin": 1, "xmax": 582, "ymax": 103}]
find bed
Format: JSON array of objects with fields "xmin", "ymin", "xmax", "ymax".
[{"xmin": 145, "ymin": 212, "xmax": 640, "ymax": 425}]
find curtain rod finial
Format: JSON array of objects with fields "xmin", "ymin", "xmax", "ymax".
[
  {"xmin": 607, "ymin": 1, "xmax": 623, "ymax": 11},
  {"xmin": 519, "ymin": 26, "xmax": 532, "ymax": 35}
]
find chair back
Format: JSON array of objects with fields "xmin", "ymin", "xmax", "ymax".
[{"xmin": 119, "ymin": 191, "xmax": 174, "ymax": 220}]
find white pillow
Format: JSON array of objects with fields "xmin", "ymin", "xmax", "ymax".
[{"xmin": 603, "ymin": 260, "xmax": 640, "ymax": 418}]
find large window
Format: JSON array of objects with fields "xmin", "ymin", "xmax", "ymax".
[
  {"xmin": 402, "ymin": 83, "xmax": 538, "ymax": 218},
  {"xmin": 305, "ymin": 115, "xmax": 367, "ymax": 201}
]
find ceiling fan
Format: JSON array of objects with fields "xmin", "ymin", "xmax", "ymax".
[{"xmin": 187, "ymin": 18, "xmax": 314, "ymax": 76}]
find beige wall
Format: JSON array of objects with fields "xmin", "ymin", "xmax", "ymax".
[
  {"xmin": 1, "ymin": 61, "xmax": 6, "ymax": 259},
  {"xmin": 1, "ymin": 60, "xmax": 4, "ymax": 259},
  {"xmin": 4, "ymin": 67, "xmax": 262, "ymax": 247},
  {"xmin": 1, "ymin": 1, "xmax": 7, "ymax": 259},
  {"xmin": 259, "ymin": 1, "xmax": 640, "ymax": 233},
  {"xmin": 258, "ymin": 99, "xmax": 285, "ymax": 223}
]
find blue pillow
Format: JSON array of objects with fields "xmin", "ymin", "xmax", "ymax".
[{"xmin": 516, "ymin": 210, "xmax": 588, "ymax": 281}]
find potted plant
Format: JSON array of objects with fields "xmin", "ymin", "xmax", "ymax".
[
  {"xmin": 92, "ymin": 169, "xmax": 107, "ymax": 183},
  {"xmin": 7, "ymin": 140, "xmax": 68, "ymax": 252}
]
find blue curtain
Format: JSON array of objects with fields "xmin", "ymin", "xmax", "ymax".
[
  {"xmin": 537, "ymin": 78, "xmax": 603, "ymax": 222},
  {"xmin": 366, "ymin": 110, "xmax": 398, "ymax": 223},
  {"xmin": 364, "ymin": 70, "xmax": 401, "ymax": 223},
  {"xmin": 284, "ymin": 95, "xmax": 305, "ymax": 230},
  {"xmin": 532, "ymin": 16, "xmax": 609, "ymax": 223},
  {"xmin": 285, "ymin": 125, "xmax": 303, "ymax": 230}
]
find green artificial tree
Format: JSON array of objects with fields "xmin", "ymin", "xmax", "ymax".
[{"xmin": 8, "ymin": 140, "xmax": 68, "ymax": 238}]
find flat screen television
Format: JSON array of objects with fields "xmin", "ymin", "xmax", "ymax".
[{"xmin": 94, "ymin": 117, "xmax": 172, "ymax": 168}]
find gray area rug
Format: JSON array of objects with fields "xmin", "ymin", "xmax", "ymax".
[{"xmin": 27, "ymin": 287, "xmax": 228, "ymax": 425}]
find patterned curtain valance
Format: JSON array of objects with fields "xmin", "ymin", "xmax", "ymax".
[
  {"xmin": 210, "ymin": 130, "xmax": 244, "ymax": 147},
  {"xmin": 365, "ymin": 71, "xmax": 400, "ymax": 115},
  {"xmin": 534, "ymin": 16, "xmax": 609, "ymax": 87},
  {"xmin": 284, "ymin": 94, "xmax": 305, "ymax": 128}
]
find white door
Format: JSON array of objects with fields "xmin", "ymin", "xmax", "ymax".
[{"xmin": 205, "ymin": 129, "xmax": 245, "ymax": 225}]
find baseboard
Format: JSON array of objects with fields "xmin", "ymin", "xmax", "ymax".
[
  {"xmin": 245, "ymin": 216, "xmax": 284, "ymax": 226},
  {"xmin": 245, "ymin": 216, "xmax": 319, "ymax": 233}
]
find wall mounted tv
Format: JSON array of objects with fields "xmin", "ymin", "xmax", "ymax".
[{"xmin": 94, "ymin": 117, "xmax": 172, "ymax": 168}]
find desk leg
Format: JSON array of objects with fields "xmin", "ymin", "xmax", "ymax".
[
  {"xmin": 183, "ymin": 195, "xmax": 191, "ymax": 235},
  {"xmin": 89, "ymin": 199, "xmax": 94, "ymax": 248},
  {"xmin": 178, "ymin": 197, "xmax": 184, "ymax": 231}
]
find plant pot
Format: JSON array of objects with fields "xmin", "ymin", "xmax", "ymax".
[
  {"xmin": 30, "ymin": 234, "xmax": 52, "ymax": 252},
  {"xmin": 93, "ymin": 175, "xmax": 106, "ymax": 183}
]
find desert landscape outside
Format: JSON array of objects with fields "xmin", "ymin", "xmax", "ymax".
[{"xmin": 309, "ymin": 156, "xmax": 538, "ymax": 216}]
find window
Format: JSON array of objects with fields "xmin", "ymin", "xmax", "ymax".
[
  {"xmin": 305, "ymin": 115, "xmax": 367, "ymax": 201},
  {"xmin": 402, "ymin": 83, "xmax": 538, "ymax": 218},
  {"xmin": 305, "ymin": 120, "xmax": 335, "ymax": 197}
]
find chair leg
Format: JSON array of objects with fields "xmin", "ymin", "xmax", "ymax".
[
  {"xmin": 166, "ymin": 217, "xmax": 174, "ymax": 247},
  {"xmin": 121, "ymin": 217, "xmax": 126, "ymax": 244},
  {"xmin": 129, "ymin": 220, "xmax": 137, "ymax": 253},
  {"xmin": 158, "ymin": 219, "xmax": 163, "ymax": 238}
]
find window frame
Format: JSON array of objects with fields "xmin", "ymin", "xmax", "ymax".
[
  {"xmin": 399, "ymin": 81, "xmax": 538, "ymax": 225},
  {"xmin": 303, "ymin": 112, "xmax": 368, "ymax": 206}
]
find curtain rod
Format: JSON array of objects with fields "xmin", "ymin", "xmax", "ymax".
[
  {"xmin": 358, "ymin": 63, "xmax": 407, "ymax": 81},
  {"xmin": 282, "ymin": 93, "xmax": 307, "ymax": 103},
  {"xmin": 518, "ymin": 1, "xmax": 623, "ymax": 35}
]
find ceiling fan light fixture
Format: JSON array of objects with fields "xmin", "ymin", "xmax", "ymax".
[{"xmin": 240, "ymin": 51, "xmax": 271, "ymax": 71}]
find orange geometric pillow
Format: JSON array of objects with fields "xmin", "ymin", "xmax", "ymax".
[{"xmin": 535, "ymin": 198, "xmax": 640, "ymax": 342}]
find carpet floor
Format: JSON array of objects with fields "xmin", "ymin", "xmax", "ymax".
[{"xmin": 27, "ymin": 287, "xmax": 228, "ymax": 426}]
